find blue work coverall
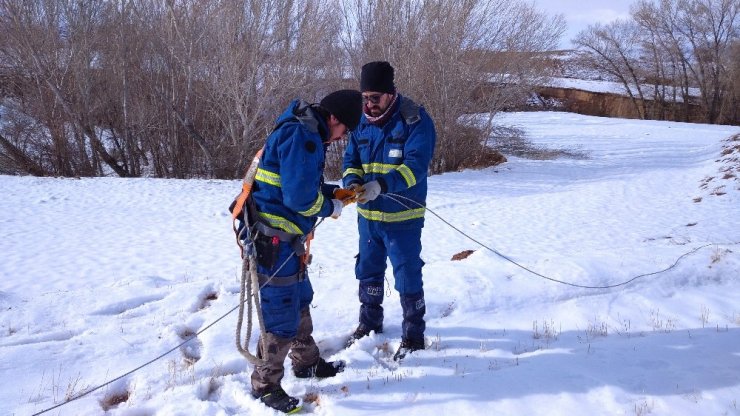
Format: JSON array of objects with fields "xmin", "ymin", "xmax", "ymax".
[
  {"xmin": 249, "ymin": 100, "xmax": 339, "ymax": 393},
  {"xmin": 342, "ymin": 95, "xmax": 436, "ymax": 342}
]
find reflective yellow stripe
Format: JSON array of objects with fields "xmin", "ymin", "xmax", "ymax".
[
  {"xmin": 396, "ymin": 164, "xmax": 416, "ymax": 187},
  {"xmin": 255, "ymin": 168, "xmax": 281, "ymax": 187},
  {"xmin": 257, "ymin": 212, "xmax": 303, "ymax": 235},
  {"xmin": 298, "ymin": 193, "xmax": 324, "ymax": 217},
  {"xmin": 343, "ymin": 167, "xmax": 365, "ymax": 178},
  {"xmin": 357, "ymin": 207, "xmax": 426, "ymax": 222},
  {"xmin": 362, "ymin": 163, "xmax": 397, "ymax": 174},
  {"xmin": 360, "ymin": 163, "xmax": 416, "ymax": 187}
]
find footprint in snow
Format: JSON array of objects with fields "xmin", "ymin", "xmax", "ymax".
[{"xmin": 176, "ymin": 327, "xmax": 202, "ymax": 365}]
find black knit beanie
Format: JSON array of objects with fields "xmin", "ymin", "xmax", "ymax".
[
  {"xmin": 360, "ymin": 61, "xmax": 395, "ymax": 93},
  {"xmin": 319, "ymin": 89, "xmax": 363, "ymax": 131}
]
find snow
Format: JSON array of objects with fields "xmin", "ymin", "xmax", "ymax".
[
  {"xmin": 545, "ymin": 76, "xmax": 701, "ymax": 100},
  {"xmin": 1, "ymin": 112, "xmax": 739, "ymax": 416}
]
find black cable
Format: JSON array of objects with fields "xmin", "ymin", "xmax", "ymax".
[
  {"xmin": 384, "ymin": 192, "xmax": 721, "ymax": 290},
  {"xmin": 30, "ymin": 192, "xmax": 731, "ymax": 414},
  {"xmin": 31, "ymin": 302, "xmax": 238, "ymax": 415}
]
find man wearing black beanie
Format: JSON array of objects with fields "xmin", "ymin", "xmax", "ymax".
[
  {"xmin": 244, "ymin": 89, "xmax": 361, "ymax": 413},
  {"xmin": 342, "ymin": 61, "xmax": 437, "ymax": 361}
]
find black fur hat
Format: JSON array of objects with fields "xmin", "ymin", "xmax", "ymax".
[
  {"xmin": 360, "ymin": 61, "xmax": 395, "ymax": 93},
  {"xmin": 320, "ymin": 89, "xmax": 363, "ymax": 131}
]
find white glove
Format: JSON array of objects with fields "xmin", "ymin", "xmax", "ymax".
[
  {"xmin": 357, "ymin": 180, "xmax": 381, "ymax": 204},
  {"xmin": 330, "ymin": 199, "xmax": 343, "ymax": 219}
]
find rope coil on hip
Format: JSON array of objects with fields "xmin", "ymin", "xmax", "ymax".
[{"xmin": 235, "ymin": 254, "xmax": 267, "ymax": 365}]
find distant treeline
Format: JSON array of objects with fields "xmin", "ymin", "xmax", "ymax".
[
  {"xmin": 573, "ymin": 0, "xmax": 738, "ymax": 125},
  {"xmin": 0, "ymin": 0, "xmax": 563, "ymax": 178},
  {"xmin": 2, "ymin": 1, "xmax": 734, "ymax": 179}
]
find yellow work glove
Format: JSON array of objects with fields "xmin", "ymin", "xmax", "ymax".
[{"xmin": 333, "ymin": 187, "xmax": 358, "ymax": 206}]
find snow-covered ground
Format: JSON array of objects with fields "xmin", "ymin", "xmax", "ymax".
[
  {"xmin": 1, "ymin": 112, "xmax": 738, "ymax": 416},
  {"xmin": 545, "ymin": 76, "xmax": 701, "ymax": 100}
]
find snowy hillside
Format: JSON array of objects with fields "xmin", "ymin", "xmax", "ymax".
[{"xmin": 1, "ymin": 112, "xmax": 738, "ymax": 416}]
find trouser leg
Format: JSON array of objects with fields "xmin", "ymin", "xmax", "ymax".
[
  {"xmin": 288, "ymin": 307, "xmax": 320, "ymax": 370},
  {"xmin": 250, "ymin": 332, "xmax": 292, "ymax": 394},
  {"xmin": 386, "ymin": 227, "xmax": 425, "ymax": 340},
  {"xmin": 355, "ymin": 219, "xmax": 387, "ymax": 331}
]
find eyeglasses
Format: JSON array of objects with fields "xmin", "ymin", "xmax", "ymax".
[{"xmin": 362, "ymin": 93, "xmax": 383, "ymax": 104}]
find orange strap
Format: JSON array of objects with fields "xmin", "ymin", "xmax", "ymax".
[
  {"xmin": 300, "ymin": 231, "xmax": 314, "ymax": 268},
  {"xmin": 231, "ymin": 147, "xmax": 265, "ymax": 220}
]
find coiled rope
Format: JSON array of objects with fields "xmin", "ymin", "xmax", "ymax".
[{"xmin": 32, "ymin": 220, "xmax": 320, "ymax": 416}]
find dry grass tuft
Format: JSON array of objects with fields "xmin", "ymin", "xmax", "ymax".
[{"xmin": 100, "ymin": 390, "xmax": 130, "ymax": 411}]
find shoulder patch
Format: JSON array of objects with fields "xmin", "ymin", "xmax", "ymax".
[{"xmin": 305, "ymin": 140, "xmax": 317, "ymax": 153}]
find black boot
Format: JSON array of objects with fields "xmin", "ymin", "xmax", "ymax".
[
  {"xmin": 347, "ymin": 280, "xmax": 385, "ymax": 348},
  {"xmin": 252, "ymin": 386, "xmax": 301, "ymax": 414},
  {"xmin": 345, "ymin": 323, "xmax": 383, "ymax": 348},
  {"xmin": 294, "ymin": 357, "xmax": 346, "ymax": 378},
  {"xmin": 400, "ymin": 291, "xmax": 426, "ymax": 343},
  {"xmin": 393, "ymin": 337, "xmax": 425, "ymax": 361}
]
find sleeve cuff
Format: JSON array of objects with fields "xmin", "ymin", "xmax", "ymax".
[{"xmin": 377, "ymin": 177, "xmax": 388, "ymax": 193}]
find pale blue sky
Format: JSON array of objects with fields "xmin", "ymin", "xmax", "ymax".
[{"xmin": 535, "ymin": 0, "xmax": 633, "ymax": 48}]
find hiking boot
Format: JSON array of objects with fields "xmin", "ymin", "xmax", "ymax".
[
  {"xmin": 252, "ymin": 386, "xmax": 301, "ymax": 414},
  {"xmin": 393, "ymin": 337, "xmax": 425, "ymax": 361},
  {"xmin": 294, "ymin": 357, "xmax": 346, "ymax": 378},
  {"xmin": 345, "ymin": 323, "xmax": 383, "ymax": 348}
]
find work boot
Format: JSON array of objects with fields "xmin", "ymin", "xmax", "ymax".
[
  {"xmin": 400, "ymin": 291, "xmax": 426, "ymax": 342},
  {"xmin": 251, "ymin": 385, "xmax": 301, "ymax": 414},
  {"xmin": 294, "ymin": 357, "xmax": 346, "ymax": 378},
  {"xmin": 393, "ymin": 337, "xmax": 425, "ymax": 361},
  {"xmin": 344, "ymin": 323, "xmax": 383, "ymax": 348}
]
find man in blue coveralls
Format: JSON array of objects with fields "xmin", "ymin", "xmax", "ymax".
[
  {"xmin": 248, "ymin": 89, "xmax": 362, "ymax": 413},
  {"xmin": 342, "ymin": 61, "xmax": 437, "ymax": 361}
]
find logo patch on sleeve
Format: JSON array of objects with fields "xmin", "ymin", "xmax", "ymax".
[
  {"xmin": 388, "ymin": 149, "xmax": 403, "ymax": 158},
  {"xmin": 305, "ymin": 140, "xmax": 317, "ymax": 153}
]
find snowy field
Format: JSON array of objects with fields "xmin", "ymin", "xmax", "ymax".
[{"xmin": 1, "ymin": 112, "xmax": 739, "ymax": 416}]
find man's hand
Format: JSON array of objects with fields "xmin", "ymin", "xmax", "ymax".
[
  {"xmin": 357, "ymin": 180, "xmax": 381, "ymax": 204},
  {"xmin": 333, "ymin": 187, "xmax": 358, "ymax": 206}
]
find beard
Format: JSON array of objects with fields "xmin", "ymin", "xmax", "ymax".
[{"xmin": 365, "ymin": 103, "xmax": 386, "ymax": 117}]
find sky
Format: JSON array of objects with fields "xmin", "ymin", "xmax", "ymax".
[
  {"xmin": 1, "ymin": 111, "xmax": 739, "ymax": 416},
  {"xmin": 535, "ymin": 0, "xmax": 633, "ymax": 48}
]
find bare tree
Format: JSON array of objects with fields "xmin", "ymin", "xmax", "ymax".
[
  {"xmin": 341, "ymin": 0, "xmax": 565, "ymax": 173},
  {"xmin": 629, "ymin": 0, "xmax": 737, "ymax": 124},
  {"xmin": 1, "ymin": 0, "xmax": 134, "ymax": 176},
  {"xmin": 140, "ymin": 0, "xmax": 344, "ymax": 178},
  {"xmin": 1, "ymin": 0, "xmax": 568, "ymax": 178},
  {"xmin": 199, "ymin": 0, "xmax": 344, "ymax": 178},
  {"xmin": 574, "ymin": 20, "xmax": 651, "ymax": 119},
  {"xmin": 722, "ymin": 38, "xmax": 740, "ymax": 124}
]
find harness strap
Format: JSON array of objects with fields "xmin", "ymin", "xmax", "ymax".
[
  {"xmin": 252, "ymin": 221, "xmax": 307, "ymax": 256},
  {"xmin": 257, "ymin": 271, "xmax": 305, "ymax": 287}
]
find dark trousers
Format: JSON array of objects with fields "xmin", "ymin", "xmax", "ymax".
[{"xmin": 355, "ymin": 219, "xmax": 426, "ymax": 341}]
